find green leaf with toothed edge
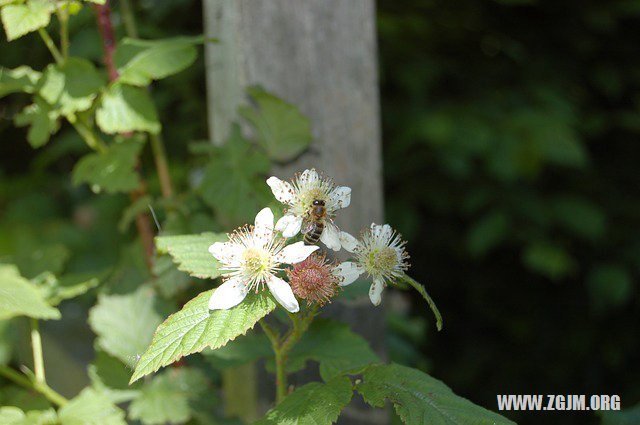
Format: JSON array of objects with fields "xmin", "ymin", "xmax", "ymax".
[
  {"xmin": 96, "ymin": 83, "xmax": 161, "ymax": 134},
  {"xmin": 58, "ymin": 388, "xmax": 127, "ymax": 425},
  {"xmin": 0, "ymin": 0, "xmax": 53, "ymax": 41},
  {"xmin": 0, "ymin": 66, "xmax": 41, "ymax": 98},
  {"xmin": 356, "ymin": 364, "xmax": 515, "ymax": 425},
  {"xmin": 129, "ymin": 289, "xmax": 276, "ymax": 383},
  {"xmin": 255, "ymin": 376, "xmax": 353, "ymax": 425},
  {"xmin": 155, "ymin": 232, "xmax": 227, "ymax": 279},
  {"xmin": 0, "ymin": 264, "xmax": 60, "ymax": 321}
]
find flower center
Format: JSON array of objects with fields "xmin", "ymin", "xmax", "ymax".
[
  {"xmin": 243, "ymin": 248, "xmax": 272, "ymax": 285},
  {"xmin": 365, "ymin": 247, "xmax": 398, "ymax": 276}
]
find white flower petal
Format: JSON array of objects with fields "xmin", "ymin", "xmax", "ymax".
[
  {"xmin": 208, "ymin": 241, "xmax": 242, "ymax": 264},
  {"xmin": 370, "ymin": 223, "xmax": 393, "ymax": 242},
  {"xmin": 299, "ymin": 168, "xmax": 319, "ymax": 188},
  {"xmin": 208, "ymin": 278, "xmax": 248, "ymax": 310},
  {"xmin": 369, "ymin": 277, "xmax": 384, "ymax": 306},
  {"xmin": 267, "ymin": 275, "xmax": 299, "ymax": 313},
  {"xmin": 266, "ymin": 176, "xmax": 295, "ymax": 204},
  {"xmin": 334, "ymin": 261, "xmax": 364, "ymax": 286},
  {"xmin": 338, "ymin": 231, "xmax": 359, "ymax": 253},
  {"xmin": 253, "ymin": 207, "xmax": 274, "ymax": 248},
  {"xmin": 275, "ymin": 241, "xmax": 318, "ymax": 264},
  {"xmin": 329, "ymin": 186, "xmax": 351, "ymax": 210},
  {"xmin": 320, "ymin": 222, "xmax": 341, "ymax": 251},
  {"xmin": 275, "ymin": 214, "xmax": 303, "ymax": 238}
]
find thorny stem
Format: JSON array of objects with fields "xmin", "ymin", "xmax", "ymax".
[
  {"xmin": 30, "ymin": 319, "xmax": 45, "ymax": 384},
  {"xmin": 0, "ymin": 366, "xmax": 68, "ymax": 407},
  {"xmin": 93, "ymin": 0, "xmax": 157, "ymax": 271},
  {"xmin": 261, "ymin": 305, "xmax": 319, "ymax": 404},
  {"xmin": 37, "ymin": 28, "xmax": 63, "ymax": 64}
]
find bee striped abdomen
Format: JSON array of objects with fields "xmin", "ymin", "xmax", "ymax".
[{"xmin": 303, "ymin": 222, "xmax": 324, "ymax": 245}]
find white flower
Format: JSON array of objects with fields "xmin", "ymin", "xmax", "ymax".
[
  {"xmin": 208, "ymin": 207, "xmax": 319, "ymax": 313},
  {"xmin": 334, "ymin": 223, "xmax": 410, "ymax": 306},
  {"xmin": 266, "ymin": 169, "xmax": 351, "ymax": 251}
]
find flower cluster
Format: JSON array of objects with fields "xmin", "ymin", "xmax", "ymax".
[{"xmin": 208, "ymin": 168, "xmax": 411, "ymax": 312}]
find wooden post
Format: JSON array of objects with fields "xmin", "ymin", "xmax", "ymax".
[{"xmin": 203, "ymin": 1, "xmax": 386, "ymax": 423}]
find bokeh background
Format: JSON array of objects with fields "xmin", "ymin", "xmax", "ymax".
[{"xmin": 1, "ymin": 1, "xmax": 639, "ymax": 424}]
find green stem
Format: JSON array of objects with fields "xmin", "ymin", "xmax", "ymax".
[
  {"xmin": 70, "ymin": 117, "xmax": 107, "ymax": 153},
  {"xmin": 261, "ymin": 306, "xmax": 319, "ymax": 404},
  {"xmin": 0, "ymin": 366, "xmax": 68, "ymax": 407},
  {"xmin": 30, "ymin": 319, "xmax": 45, "ymax": 384},
  {"xmin": 119, "ymin": 0, "xmax": 138, "ymax": 38},
  {"xmin": 38, "ymin": 28, "xmax": 63, "ymax": 64},
  {"xmin": 150, "ymin": 133, "xmax": 174, "ymax": 199},
  {"xmin": 403, "ymin": 274, "xmax": 443, "ymax": 331},
  {"xmin": 56, "ymin": 2, "xmax": 70, "ymax": 60}
]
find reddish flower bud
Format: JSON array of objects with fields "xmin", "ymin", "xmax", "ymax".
[{"xmin": 287, "ymin": 253, "xmax": 341, "ymax": 306}]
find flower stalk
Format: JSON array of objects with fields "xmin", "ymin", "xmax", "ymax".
[
  {"xmin": 30, "ymin": 319, "xmax": 45, "ymax": 384},
  {"xmin": 0, "ymin": 365, "xmax": 68, "ymax": 407}
]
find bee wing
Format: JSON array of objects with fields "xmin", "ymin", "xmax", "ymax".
[{"xmin": 301, "ymin": 216, "xmax": 315, "ymax": 235}]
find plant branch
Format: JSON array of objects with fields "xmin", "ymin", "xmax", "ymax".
[
  {"xmin": 119, "ymin": 0, "xmax": 138, "ymax": 38},
  {"xmin": 402, "ymin": 274, "xmax": 443, "ymax": 331},
  {"xmin": 55, "ymin": 2, "xmax": 70, "ymax": 61},
  {"xmin": 30, "ymin": 319, "xmax": 45, "ymax": 384},
  {"xmin": 37, "ymin": 28, "xmax": 63, "ymax": 64},
  {"xmin": 0, "ymin": 365, "xmax": 68, "ymax": 407}
]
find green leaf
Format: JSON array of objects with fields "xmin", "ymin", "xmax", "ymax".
[
  {"xmin": 1, "ymin": 0, "xmax": 53, "ymax": 41},
  {"xmin": 96, "ymin": 83, "xmax": 161, "ymax": 134},
  {"xmin": 155, "ymin": 232, "xmax": 227, "ymax": 279},
  {"xmin": 239, "ymin": 86, "xmax": 312, "ymax": 161},
  {"xmin": 32, "ymin": 271, "xmax": 101, "ymax": 306},
  {"xmin": 58, "ymin": 388, "xmax": 126, "ymax": 425},
  {"xmin": 129, "ymin": 368, "xmax": 208, "ymax": 425},
  {"xmin": 255, "ymin": 376, "xmax": 353, "ymax": 425},
  {"xmin": 552, "ymin": 196, "xmax": 606, "ymax": 240},
  {"xmin": 0, "ymin": 264, "xmax": 60, "ymax": 320},
  {"xmin": 118, "ymin": 195, "xmax": 152, "ymax": 233},
  {"xmin": 0, "ymin": 407, "xmax": 57, "ymax": 425},
  {"xmin": 522, "ymin": 241, "xmax": 576, "ymax": 280},
  {"xmin": 129, "ymin": 289, "xmax": 276, "ymax": 383},
  {"xmin": 83, "ymin": 0, "xmax": 105, "ymax": 3},
  {"xmin": 152, "ymin": 256, "xmax": 191, "ymax": 298},
  {"xmin": 14, "ymin": 243, "xmax": 70, "ymax": 279},
  {"xmin": 38, "ymin": 58, "xmax": 105, "ymax": 116},
  {"xmin": 88, "ymin": 351, "xmax": 141, "ymax": 404},
  {"xmin": 204, "ymin": 330, "xmax": 271, "ymax": 369},
  {"xmin": 88, "ymin": 286, "xmax": 163, "ymax": 367},
  {"xmin": 198, "ymin": 125, "xmax": 272, "ymax": 224},
  {"xmin": 115, "ymin": 36, "xmax": 201, "ymax": 86},
  {"xmin": 72, "ymin": 137, "xmax": 144, "ymax": 193},
  {"xmin": 14, "ymin": 96, "xmax": 60, "ymax": 148},
  {"xmin": 356, "ymin": 364, "xmax": 515, "ymax": 425},
  {"xmin": 288, "ymin": 319, "xmax": 379, "ymax": 381},
  {"xmin": 0, "ymin": 66, "xmax": 41, "ymax": 98}
]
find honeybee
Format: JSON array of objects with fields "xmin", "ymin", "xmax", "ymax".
[{"xmin": 302, "ymin": 199, "xmax": 328, "ymax": 245}]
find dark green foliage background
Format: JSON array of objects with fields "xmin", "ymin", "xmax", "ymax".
[{"xmin": 0, "ymin": 0, "xmax": 638, "ymax": 424}]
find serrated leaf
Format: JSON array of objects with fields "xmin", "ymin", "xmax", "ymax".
[
  {"xmin": 115, "ymin": 36, "xmax": 201, "ymax": 86},
  {"xmin": 255, "ymin": 376, "xmax": 353, "ymax": 425},
  {"xmin": 96, "ymin": 83, "xmax": 160, "ymax": 134},
  {"xmin": 14, "ymin": 96, "xmax": 60, "ymax": 148},
  {"xmin": 130, "ymin": 289, "xmax": 276, "ymax": 383},
  {"xmin": 1, "ymin": 0, "xmax": 53, "ymax": 41},
  {"xmin": 0, "ymin": 264, "xmax": 60, "ymax": 320},
  {"xmin": 155, "ymin": 232, "xmax": 227, "ymax": 279},
  {"xmin": 239, "ymin": 86, "xmax": 312, "ymax": 161},
  {"xmin": 356, "ymin": 364, "xmax": 515, "ymax": 425},
  {"xmin": 38, "ymin": 58, "xmax": 105, "ymax": 116},
  {"xmin": 199, "ymin": 125, "xmax": 272, "ymax": 224},
  {"xmin": 88, "ymin": 286, "xmax": 163, "ymax": 368},
  {"xmin": 0, "ymin": 66, "xmax": 41, "ymax": 97},
  {"xmin": 129, "ymin": 368, "xmax": 208, "ymax": 425},
  {"xmin": 72, "ymin": 137, "xmax": 143, "ymax": 193},
  {"xmin": 58, "ymin": 388, "xmax": 126, "ymax": 425},
  {"xmin": 288, "ymin": 319, "xmax": 379, "ymax": 381}
]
